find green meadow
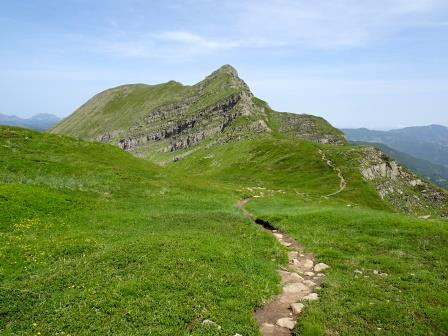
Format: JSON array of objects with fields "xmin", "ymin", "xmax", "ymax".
[{"xmin": 1, "ymin": 126, "xmax": 447, "ymax": 335}]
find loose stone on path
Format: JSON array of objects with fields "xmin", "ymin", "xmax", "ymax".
[
  {"xmin": 303, "ymin": 279, "xmax": 316, "ymax": 286},
  {"xmin": 302, "ymin": 293, "xmax": 319, "ymax": 301},
  {"xmin": 291, "ymin": 303, "xmax": 304, "ymax": 314},
  {"xmin": 283, "ymin": 282, "xmax": 309, "ymax": 294},
  {"xmin": 274, "ymin": 233, "xmax": 283, "ymax": 239},
  {"xmin": 301, "ymin": 259, "xmax": 314, "ymax": 269},
  {"xmin": 314, "ymin": 263, "xmax": 330, "ymax": 272},
  {"xmin": 277, "ymin": 317, "xmax": 296, "ymax": 330}
]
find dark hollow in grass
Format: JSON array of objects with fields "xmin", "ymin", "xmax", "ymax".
[{"xmin": 255, "ymin": 218, "xmax": 276, "ymax": 231}]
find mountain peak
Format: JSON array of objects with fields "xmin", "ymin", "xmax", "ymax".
[
  {"xmin": 198, "ymin": 64, "xmax": 252, "ymax": 99},
  {"xmin": 215, "ymin": 64, "xmax": 239, "ymax": 76},
  {"xmin": 51, "ymin": 66, "xmax": 346, "ymax": 158},
  {"xmin": 204, "ymin": 64, "xmax": 240, "ymax": 82}
]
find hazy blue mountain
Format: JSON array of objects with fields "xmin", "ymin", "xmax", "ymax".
[
  {"xmin": 0, "ymin": 113, "xmax": 60, "ymax": 130},
  {"xmin": 343, "ymin": 125, "xmax": 448, "ymax": 168},
  {"xmin": 352, "ymin": 141, "xmax": 448, "ymax": 189}
]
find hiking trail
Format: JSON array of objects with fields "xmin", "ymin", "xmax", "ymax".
[
  {"xmin": 236, "ymin": 198, "xmax": 330, "ymax": 335},
  {"xmin": 318, "ymin": 149, "xmax": 346, "ymax": 197}
]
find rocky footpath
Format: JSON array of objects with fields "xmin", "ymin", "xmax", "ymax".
[{"xmin": 237, "ymin": 199, "xmax": 330, "ymax": 336}]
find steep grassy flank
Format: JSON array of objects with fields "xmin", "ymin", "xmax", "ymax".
[
  {"xmin": 247, "ymin": 196, "xmax": 448, "ymax": 336},
  {"xmin": 169, "ymin": 137, "xmax": 336, "ymax": 192},
  {"xmin": 0, "ymin": 126, "xmax": 163, "ymax": 193},
  {"xmin": 49, "ymin": 65, "xmax": 244, "ymax": 142},
  {"xmin": 50, "ymin": 82, "xmax": 191, "ymax": 139},
  {"xmin": 0, "ymin": 127, "xmax": 285, "ymax": 336}
]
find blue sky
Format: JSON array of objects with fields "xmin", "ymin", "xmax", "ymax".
[{"xmin": 1, "ymin": 0, "xmax": 448, "ymax": 129}]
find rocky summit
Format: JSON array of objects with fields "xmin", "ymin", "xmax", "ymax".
[{"xmin": 50, "ymin": 65, "xmax": 345, "ymax": 161}]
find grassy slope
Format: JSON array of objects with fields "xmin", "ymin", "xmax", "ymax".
[
  {"xmin": 49, "ymin": 82, "xmax": 191, "ymax": 139},
  {"xmin": 1, "ymin": 126, "xmax": 447, "ymax": 336},
  {"xmin": 169, "ymin": 137, "xmax": 386, "ymax": 210},
  {"xmin": 49, "ymin": 68, "xmax": 241, "ymax": 141},
  {"xmin": 0, "ymin": 127, "xmax": 285, "ymax": 336},
  {"xmin": 173, "ymin": 137, "xmax": 448, "ymax": 335},
  {"xmin": 247, "ymin": 197, "xmax": 448, "ymax": 336}
]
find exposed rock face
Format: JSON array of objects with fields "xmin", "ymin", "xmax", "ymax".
[
  {"xmin": 362, "ymin": 161, "xmax": 401, "ymax": 181},
  {"xmin": 112, "ymin": 92, "xmax": 246, "ymax": 152},
  {"xmin": 90, "ymin": 66, "xmax": 274, "ymax": 158},
  {"xmin": 359, "ymin": 147, "xmax": 448, "ymax": 216}
]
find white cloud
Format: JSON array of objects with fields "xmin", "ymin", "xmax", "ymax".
[
  {"xmin": 88, "ymin": 0, "xmax": 446, "ymax": 58},
  {"xmin": 91, "ymin": 31, "xmax": 240, "ymax": 61},
  {"xmin": 156, "ymin": 31, "xmax": 240, "ymax": 49},
  {"xmin": 97, "ymin": 36, "xmax": 237, "ymax": 61}
]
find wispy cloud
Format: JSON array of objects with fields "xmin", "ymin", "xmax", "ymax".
[
  {"xmin": 156, "ymin": 31, "xmax": 240, "ymax": 49},
  {"xmin": 6, "ymin": 0, "xmax": 445, "ymax": 59},
  {"xmin": 90, "ymin": 0, "xmax": 446, "ymax": 59},
  {"xmin": 2, "ymin": 0, "xmax": 447, "ymax": 125},
  {"xmin": 91, "ymin": 31, "xmax": 240, "ymax": 61}
]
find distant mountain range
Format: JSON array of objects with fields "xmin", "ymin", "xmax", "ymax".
[
  {"xmin": 343, "ymin": 125, "xmax": 448, "ymax": 189},
  {"xmin": 0, "ymin": 113, "xmax": 60, "ymax": 130}
]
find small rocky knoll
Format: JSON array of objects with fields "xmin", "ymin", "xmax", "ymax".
[{"xmin": 360, "ymin": 146, "xmax": 448, "ymax": 217}]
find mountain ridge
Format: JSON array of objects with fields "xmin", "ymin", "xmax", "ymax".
[
  {"xmin": 50, "ymin": 65, "xmax": 345, "ymax": 163},
  {"xmin": 50, "ymin": 65, "xmax": 448, "ymax": 218}
]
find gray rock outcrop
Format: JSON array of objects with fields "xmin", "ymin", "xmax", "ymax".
[{"xmin": 359, "ymin": 146, "xmax": 448, "ymax": 216}]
